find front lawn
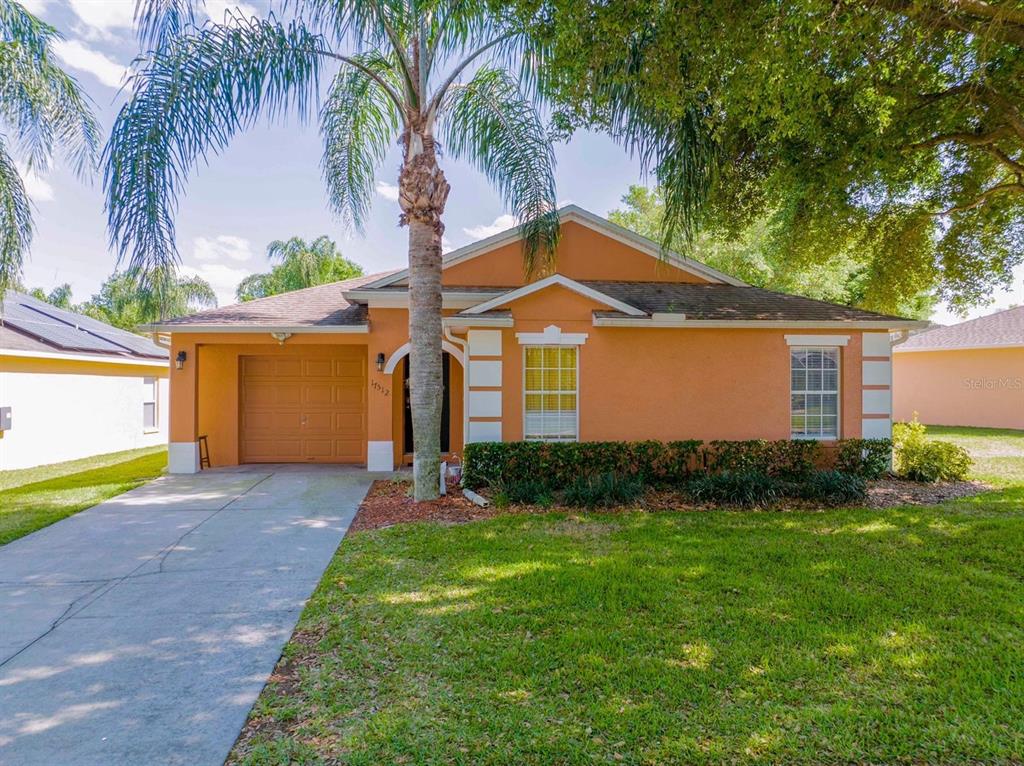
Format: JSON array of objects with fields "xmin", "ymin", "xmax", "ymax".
[
  {"xmin": 233, "ymin": 429, "xmax": 1024, "ymax": 765},
  {"xmin": 0, "ymin": 446, "xmax": 167, "ymax": 545}
]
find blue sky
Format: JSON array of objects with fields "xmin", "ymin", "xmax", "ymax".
[{"xmin": 17, "ymin": 0, "xmax": 1023, "ymax": 324}]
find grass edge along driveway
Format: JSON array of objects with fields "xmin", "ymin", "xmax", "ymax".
[
  {"xmin": 232, "ymin": 426, "xmax": 1024, "ymax": 765},
  {"xmin": 0, "ymin": 446, "xmax": 167, "ymax": 545}
]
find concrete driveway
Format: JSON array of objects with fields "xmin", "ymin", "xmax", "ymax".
[{"xmin": 0, "ymin": 465, "xmax": 377, "ymax": 766}]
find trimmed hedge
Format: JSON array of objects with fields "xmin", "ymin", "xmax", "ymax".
[
  {"xmin": 705, "ymin": 439, "xmax": 820, "ymax": 479},
  {"xmin": 835, "ymin": 438, "xmax": 893, "ymax": 479},
  {"xmin": 462, "ymin": 440, "xmax": 702, "ymax": 491}
]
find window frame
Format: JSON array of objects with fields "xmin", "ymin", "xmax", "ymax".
[
  {"xmin": 143, "ymin": 376, "xmax": 159, "ymax": 433},
  {"xmin": 522, "ymin": 344, "xmax": 580, "ymax": 442},
  {"xmin": 789, "ymin": 346, "xmax": 841, "ymax": 441}
]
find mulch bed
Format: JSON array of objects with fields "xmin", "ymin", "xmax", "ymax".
[
  {"xmin": 350, "ymin": 476, "xmax": 993, "ymax": 532},
  {"xmin": 349, "ymin": 479, "xmax": 508, "ymax": 531},
  {"xmin": 865, "ymin": 478, "xmax": 989, "ymax": 508}
]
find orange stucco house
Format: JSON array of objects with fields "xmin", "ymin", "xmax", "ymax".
[
  {"xmin": 894, "ymin": 306, "xmax": 1024, "ymax": 429},
  {"xmin": 149, "ymin": 206, "xmax": 925, "ymax": 473}
]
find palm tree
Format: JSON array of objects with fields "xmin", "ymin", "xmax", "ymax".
[
  {"xmin": 0, "ymin": 0, "xmax": 99, "ymax": 293},
  {"xmin": 236, "ymin": 235, "xmax": 363, "ymax": 301},
  {"xmin": 105, "ymin": 0, "xmax": 558, "ymax": 499}
]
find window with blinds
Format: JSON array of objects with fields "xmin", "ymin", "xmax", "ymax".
[
  {"xmin": 790, "ymin": 348, "xmax": 839, "ymax": 439},
  {"xmin": 524, "ymin": 346, "xmax": 577, "ymax": 441}
]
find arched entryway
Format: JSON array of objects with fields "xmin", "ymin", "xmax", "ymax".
[{"xmin": 383, "ymin": 342, "xmax": 465, "ymax": 465}]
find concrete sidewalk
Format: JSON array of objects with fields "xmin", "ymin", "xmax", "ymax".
[{"xmin": 0, "ymin": 466, "xmax": 375, "ymax": 766}]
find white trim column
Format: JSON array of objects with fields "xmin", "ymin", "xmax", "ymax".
[
  {"xmin": 861, "ymin": 332, "xmax": 893, "ymax": 439},
  {"xmin": 168, "ymin": 441, "xmax": 200, "ymax": 474},
  {"xmin": 466, "ymin": 330, "xmax": 503, "ymax": 443}
]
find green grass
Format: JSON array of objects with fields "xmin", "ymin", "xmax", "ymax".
[
  {"xmin": 0, "ymin": 446, "xmax": 167, "ymax": 545},
  {"xmin": 234, "ymin": 429, "xmax": 1024, "ymax": 765},
  {"xmin": 926, "ymin": 424, "xmax": 1024, "ymax": 488}
]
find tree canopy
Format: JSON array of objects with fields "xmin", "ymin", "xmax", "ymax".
[
  {"xmin": 235, "ymin": 236, "xmax": 363, "ymax": 302},
  {"xmin": 609, "ymin": 186, "xmax": 935, "ymax": 319},
  {"xmin": 510, "ymin": 0, "xmax": 1024, "ymax": 315},
  {"xmin": 23, "ymin": 271, "xmax": 216, "ymax": 332}
]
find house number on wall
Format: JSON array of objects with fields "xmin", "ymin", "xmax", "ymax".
[{"xmin": 372, "ymin": 380, "xmax": 390, "ymax": 397}]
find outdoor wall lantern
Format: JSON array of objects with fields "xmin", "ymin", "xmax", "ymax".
[
  {"xmin": 376, "ymin": 352, "xmax": 386, "ymax": 372},
  {"xmin": 175, "ymin": 350, "xmax": 187, "ymax": 370}
]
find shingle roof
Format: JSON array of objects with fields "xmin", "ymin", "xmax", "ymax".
[
  {"xmin": 582, "ymin": 282, "xmax": 912, "ymax": 323},
  {"xmin": 151, "ymin": 272, "xmax": 392, "ymax": 328},
  {"xmin": 1, "ymin": 291, "xmax": 167, "ymax": 359},
  {"xmin": 897, "ymin": 305, "xmax": 1024, "ymax": 351}
]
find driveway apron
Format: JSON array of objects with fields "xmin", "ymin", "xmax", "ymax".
[{"xmin": 0, "ymin": 466, "xmax": 375, "ymax": 766}]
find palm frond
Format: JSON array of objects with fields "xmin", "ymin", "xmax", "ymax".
[
  {"xmin": 103, "ymin": 16, "xmax": 325, "ymax": 277},
  {"xmin": 441, "ymin": 66, "xmax": 558, "ymax": 273},
  {"xmin": 0, "ymin": 0, "xmax": 100, "ymax": 174},
  {"xmin": 321, "ymin": 53, "xmax": 401, "ymax": 231},
  {"xmin": 134, "ymin": 0, "xmax": 199, "ymax": 50},
  {"xmin": 0, "ymin": 137, "xmax": 32, "ymax": 294}
]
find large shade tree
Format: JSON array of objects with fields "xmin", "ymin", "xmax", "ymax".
[
  {"xmin": 105, "ymin": 0, "xmax": 558, "ymax": 499},
  {"xmin": 509, "ymin": 0, "xmax": 1024, "ymax": 316},
  {"xmin": 236, "ymin": 235, "xmax": 363, "ymax": 301},
  {"xmin": 81, "ymin": 270, "xmax": 217, "ymax": 331},
  {"xmin": 0, "ymin": 0, "xmax": 99, "ymax": 293}
]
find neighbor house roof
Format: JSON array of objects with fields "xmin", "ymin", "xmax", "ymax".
[
  {"xmin": 1, "ymin": 291, "xmax": 168, "ymax": 361},
  {"xmin": 144, "ymin": 272, "xmax": 392, "ymax": 332},
  {"xmin": 895, "ymin": 305, "xmax": 1024, "ymax": 352}
]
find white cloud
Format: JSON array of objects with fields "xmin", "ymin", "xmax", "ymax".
[
  {"xmin": 19, "ymin": 0, "xmax": 48, "ymax": 15},
  {"xmin": 463, "ymin": 214, "xmax": 515, "ymax": 241},
  {"xmin": 180, "ymin": 263, "xmax": 252, "ymax": 307},
  {"xmin": 16, "ymin": 163, "xmax": 54, "ymax": 202},
  {"xmin": 441, "ymin": 236, "xmax": 454, "ymax": 253},
  {"xmin": 375, "ymin": 181, "xmax": 400, "ymax": 202},
  {"xmin": 51, "ymin": 39, "xmax": 127, "ymax": 89},
  {"xmin": 66, "ymin": 0, "xmax": 135, "ymax": 33},
  {"xmin": 557, "ymin": 198, "xmax": 575, "ymax": 208},
  {"xmin": 204, "ymin": 0, "xmax": 260, "ymax": 23},
  {"xmin": 193, "ymin": 235, "xmax": 253, "ymax": 263}
]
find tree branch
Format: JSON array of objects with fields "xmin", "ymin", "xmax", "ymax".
[
  {"xmin": 316, "ymin": 48, "xmax": 407, "ymax": 118},
  {"xmin": 908, "ymin": 126, "xmax": 1013, "ymax": 150},
  {"xmin": 938, "ymin": 179, "xmax": 1024, "ymax": 215}
]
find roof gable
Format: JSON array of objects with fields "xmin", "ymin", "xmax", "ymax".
[
  {"xmin": 363, "ymin": 206, "xmax": 746, "ymax": 290},
  {"xmin": 461, "ymin": 275, "xmax": 647, "ymax": 316}
]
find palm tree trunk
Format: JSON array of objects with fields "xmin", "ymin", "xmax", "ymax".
[
  {"xmin": 400, "ymin": 130, "xmax": 450, "ymax": 500},
  {"xmin": 407, "ymin": 216, "xmax": 444, "ymax": 500}
]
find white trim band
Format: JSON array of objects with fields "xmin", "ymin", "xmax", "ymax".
[
  {"xmin": 785, "ymin": 334, "xmax": 850, "ymax": 347},
  {"xmin": 516, "ymin": 325, "xmax": 589, "ymax": 346},
  {"xmin": 142, "ymin": 324, "xmax": 370, "ymax": 334},
  {"xmin": 0, "ymin": 349, "xmax": 169, "ymax": 367}
]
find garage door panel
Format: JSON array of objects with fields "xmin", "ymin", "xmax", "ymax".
[
  {"xmin": 303, "ymin": 358, "xmax": 334, "ymax": 377},
  {"xmin": 245, "ymin": 439, "xmax": 303, "ymax": 459},
  {"xmin": 335, "ymin": 412, "xmax": 364, "ymax": 431},
  {"xmin": 304, "ymin": 383, "xmax": 334, "ymax": 406},
  {"xmin": 240, "ymin": 349, "xmax": 367, "ymax": 464},
  {"xmin": 335, "ymin": 358, "xmax": 363, "ymax": 377}
]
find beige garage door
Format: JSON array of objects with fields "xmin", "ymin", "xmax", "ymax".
[{"xmin": 240, "ymin": 349, "xmax": 367, "ymax": 463}]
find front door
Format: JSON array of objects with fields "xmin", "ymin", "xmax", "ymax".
[{"xmin": 403, "ymin": 352, "xmax": 451, "ymax": 454}]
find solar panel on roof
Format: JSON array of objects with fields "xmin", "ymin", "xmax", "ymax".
[{"xmin": 1, "ymin": 291, "xmax": 168, "ymax": 359}]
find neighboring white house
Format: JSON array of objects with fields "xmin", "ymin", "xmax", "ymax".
[{"xmin": 0, "ymin": 291, "xmax": 170, "ymax": 470}]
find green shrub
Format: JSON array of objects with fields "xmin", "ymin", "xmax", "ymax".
[
  {"xmin": 562, "ymin": 473, "xmax": 644, "ymax": 509},
  {"xmin": 462, "ymin": 440, "xmax": 701, "ymax": 490},
  {"xmin": 497, "ymin": 477, "xmax": 553, "ymax": 506},
  {"xmin": 801, "ymin": 470, "xmax": 867, "ymax": 504},
  {"xmin": 706, "ymin": 439, "xmax": 820, "ymax": 479},
  {"xmin": 835, "ymin": 438, "xmax": 892, "ymax": 479},
  {"xmin": 686, "ymin": 470, "xmax": 783, "ymax": 507},
  {"xmin": 893, "ymin": 416, "xmax": 973, "ymax": 482}
]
